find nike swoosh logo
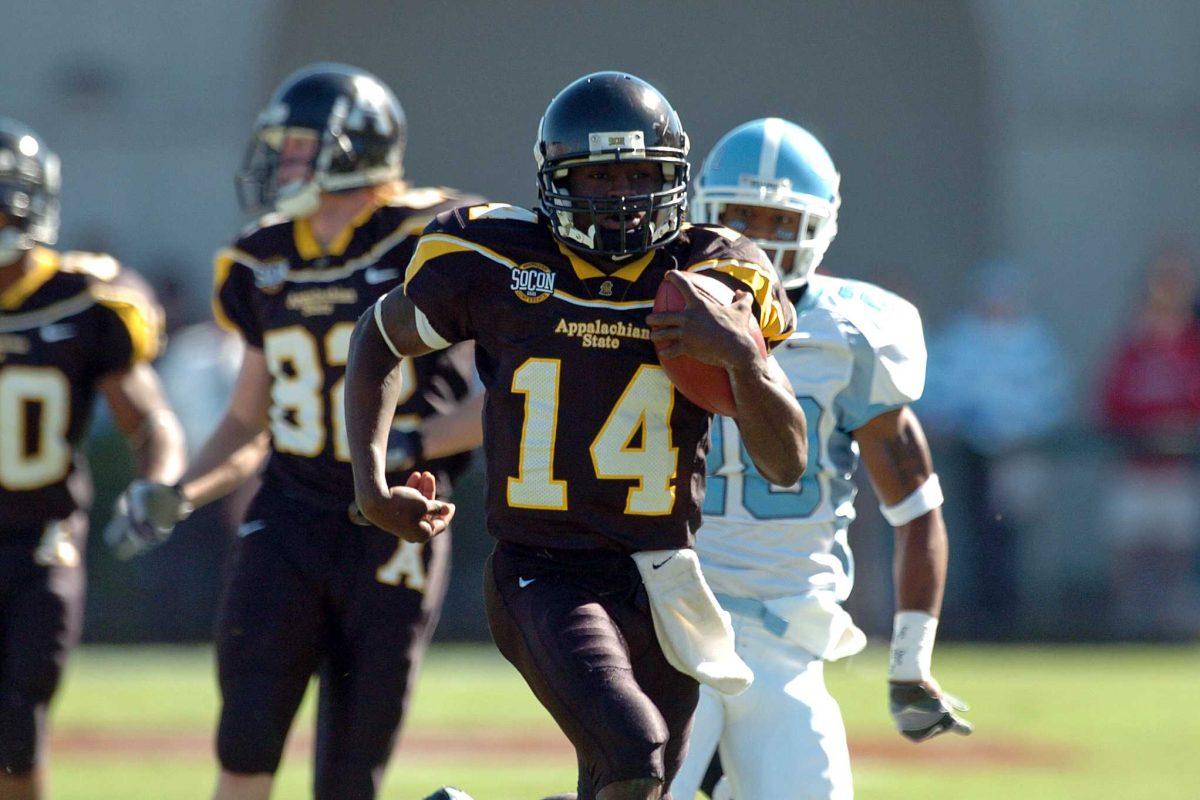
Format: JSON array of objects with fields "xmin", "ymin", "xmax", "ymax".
[
  {"xmin": 365, "ymin": 267, "xmax": 400, "ymax": 285},
  {"xmin": 651, "ymin": 554, "xmax": 675, "ymax": 570},
  {"xmin": 518, "ymin": 577, "xmax": 536, "ymax": 588},
  {"xmin": 237, "ymin": 520, "xmax": 267, "ymax": 537},
  {"xmin": 40, "ymin": 324, "xmax": 76, "ymax": 342}
]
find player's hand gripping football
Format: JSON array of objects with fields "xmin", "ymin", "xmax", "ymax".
[
  {"xmin": 104, "ymin": 480, "xmax": 193, "ymax": 560},
  {"xmin": 647, "ymin": 271, "xmax": 762, "ymax": 369},
  {"xmin": 888, "ymin": 679, "xmax": 974, "ymax": 742},
  {"xmin": 353, "ymin": 470, "xmax": 454, "ymax": 543}
]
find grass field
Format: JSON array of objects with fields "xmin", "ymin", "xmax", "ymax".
[{"xmin": 47, "ymin": 642, "xmax": 1200, "ymax": 799}]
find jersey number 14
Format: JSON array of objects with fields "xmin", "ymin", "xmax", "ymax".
[{"xmin": 507, "ymin": 358, "xmax": 679, "ymax": 516}]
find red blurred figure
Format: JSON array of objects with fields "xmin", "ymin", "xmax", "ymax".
[{"xmin": 1100, "ymin": 246, "xmax": 1200, "ymax": 639}]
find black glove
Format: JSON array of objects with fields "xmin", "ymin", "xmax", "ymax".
[
  {"xmin": 385, "ymin": 428, "xmax": 425, "ymax": 472},
  {"xmin": 104, "ymin": 480, "xmax": 193, "ymax": 560},
  {"xmin": 889, "ymin": 681, "xmax": 973, "ymax": 742}
]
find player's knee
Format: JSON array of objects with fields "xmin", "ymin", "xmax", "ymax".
[
  {"xmin": 592, "ymin": 717, "xmax": 669, "ymax": 793},
  {"xmin": 215, "ymin": 702, "xmax": 288, "ymax": 775},
  {"xmin": 0, "ymin": 695, "xmax": 42, "ymax": 776},
  {"xmin": 5, "ymin": 655, "xmax": 62, "ymax": 709},
  {"xmin": 596, "ymin": 777, "xmax": 663, "ymax": 800},
  {"xmin": 313, "ymin": 757, "xmax": 383, "ymax": 800}
]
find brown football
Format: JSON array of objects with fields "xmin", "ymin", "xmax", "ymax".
[{"xmin": 652, "ymin": 271, "xmax": 767, "ymax": 416}]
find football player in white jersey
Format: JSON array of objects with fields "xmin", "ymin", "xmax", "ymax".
[{"xmin": 671, "ymin": 118, "xmax": 972, "ymax": 800}]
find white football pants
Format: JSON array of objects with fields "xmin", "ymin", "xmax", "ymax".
[{"xmin": 670, "ymin": 609, "xmax": 853, "ymax": 799}]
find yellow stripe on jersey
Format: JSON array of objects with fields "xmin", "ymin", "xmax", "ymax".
[
  {"xmin": 90, "ymin": 284, "xmax": 163, "ymax": 363},
  {"xmin": 404, "ymin": 233, "xmax": 518, "ymax": 287},
  {"xmin": 555, "ymin": 241, "xmax": 655, "ymax": 283},
  {"xmin": 293, "ymin": 196, "xmax": 393, "ymax": 260},
  {"xmin": 211, "ymin": 250, "xmax": 240, "ymax": 333},
  {"xmin": 0, "ymin": 247, "xmax": 60, "ymax": 310},
  {"xmin": 689, "ymin": 259, "xmax": 792, "ymax": 344},
  {"xmin": 292, "ymin": 217, "xmax": 322, "ymax": 261}
]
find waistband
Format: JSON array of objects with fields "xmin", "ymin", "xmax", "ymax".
[
  {"xmin": 494, "ymin": 540, "xmax": 632, "ymax": 572},
  {"xmin": 714, "ymin": 593, "xmax": 790, "ymax": 638}
]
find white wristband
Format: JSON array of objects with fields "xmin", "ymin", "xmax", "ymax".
[
  {"xmin": 880, "ymin": 473, "xmax": 944, "ymax": 527},
  {"xmin": 373, "ymin": 296, "xmax": 404, "ymax": 359},
  {"xmin": 889, "ymin": 611, "xmax": 937, "ymax": 682}
]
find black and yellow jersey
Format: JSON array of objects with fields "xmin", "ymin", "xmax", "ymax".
[
  {"xmin": 213, "ymin": 186, "xmax": 481, "ymax": 510},
  {"xmin": 0, "ymin": 247, "xmax": 163, "ymax": 530},
  {"xmin": 404, "ymin": 203, "xmax": 794, "ymax": 552}
]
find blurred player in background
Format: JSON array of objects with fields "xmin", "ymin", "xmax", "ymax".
[
  {"xmin": 0, "ymin": 118, "xmax": 185, "ymax": 800},
  {"xmin": 671, "ymin": 119, "xmax": 972, "ymax": 800},
  {"xmin": 346, "ymin": 72, "xmax": 806, "ymax": 800},
  {"xmin": 105, "ymin": 64, "xmax": 484, "ymax": 800}
]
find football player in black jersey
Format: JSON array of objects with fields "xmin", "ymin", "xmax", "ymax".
[
  {"xmin": 105, "ymin": 64, "xmax": 484, "ymax": 800},
  {"xmin": 346, "ymin": 73, "xmax": 808, "ymax": 800},
  {"xmin": 0, "ymin": 118, "xmax": 186, "ymax": 800}
]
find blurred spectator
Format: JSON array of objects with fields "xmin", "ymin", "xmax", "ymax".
[
  {"xmin": 920, "ymin": 259, "xmax": 1072, "ymax": 639},
  {"xmin": 1099, "ymin": 247, "xmax": 1200, "ymax": 640}
]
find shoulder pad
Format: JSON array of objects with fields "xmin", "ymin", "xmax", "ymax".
[
  {"xmin": 234, "ymin": 213, "xmax": 293, "ymax": 254},
  {"xmin": 807, "ymin": 276, "xmax": 926, "ymax": 410},
  {"xmin": 683, "ymin": 223, "xmax": 765, "ymax": 266},
  {"xmin": 232, "ymin": 212, "xmax": 291, "ymax": 247},
  {"xmin": 386, "ymin": 185, "xmax": 455, "ymax": 210},
  {"xmin": 808, "ymin": 276, "xmax": 922, "ymax": 343},
  {"xmin": 466, "ymin": 203, "xmax": 539, "ymax": 223},
  {"xmin": 682, "ymin": 222, "xmax": 745, "ymax": 244},
  {"xmin": 237, "ymin": 212, "xmax": 289, "ymax": 239},
  {"xmin": 59, "ymin": 251, "xmax": 121, "ymax": 282}
]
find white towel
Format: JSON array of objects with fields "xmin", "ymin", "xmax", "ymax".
[{"xmin": 632, "ymin": 548, "xmax": 754, "ymax": 695}]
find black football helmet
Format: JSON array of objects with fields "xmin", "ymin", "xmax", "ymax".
[
  {"xmin": 0, "ymin": 118, "xmax": 60, "ymax": 263},
  {"xmin": 535, "ymin": 72, "xmax": 689, "ymax": 257},
  {"xmin": 236, "ymin": 63, "xmax": 406, "ymax": 217}
]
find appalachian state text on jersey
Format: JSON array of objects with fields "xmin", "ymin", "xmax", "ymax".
[
  {"xmin": 404, "ymin": 204, "xmax": 795, "ymax": 551},
  {"xmin": 0, "ymin": 248, "xmax": 163, "ymax": 530},
  {"xmin": 214, "ymin": 187, "xmax": 479, "ymax": 509}
]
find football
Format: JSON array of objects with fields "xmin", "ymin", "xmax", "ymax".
[{"xmin": 652, "ymin": 271, "xmax": 767, "ymax": 416}]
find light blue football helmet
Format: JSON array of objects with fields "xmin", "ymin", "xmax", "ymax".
[{"xmin": 692, "ymin": 118, "xmax": 840, "ymax": 288}]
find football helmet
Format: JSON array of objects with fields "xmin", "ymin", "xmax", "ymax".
[
  {"xmin": 0, "ymin": 118, "xmax": 60, "ymax": 264},
  {"xmin": 236, "ymin": 63, "xmax": 406, "ymax": 218},
  {"xmin": 535, "ymin": 71, "xmax": 689, "ymax": 257},
  {"xmin": 692, "ymin": 118, "xmax": 840, "ymax": 287}
]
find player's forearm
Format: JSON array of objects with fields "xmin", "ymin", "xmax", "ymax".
[
  {"xmin": 421, "ymin": 392, "xmax": 484, "ymax": 459},
  {"xmin": 729, "ymin": 357, "xmax": 807, "ymax": 486},
  {"xmin": 180, "ymin": 433, "xmax": 268, "ymax": 508},
  {"xmin": 178, "ymin": 414, "xmax": 267, "ymax": 507},
  {"xmin": 346, "ymin": 310, "xmax": 409, "ymax": 505},
  {"xmin": 131, "ymin": 410, "xmax": 187, "ymax": 485},
  {"xmin": 893, "ymin": 508, "xmax": 948, "ymax": 615}
]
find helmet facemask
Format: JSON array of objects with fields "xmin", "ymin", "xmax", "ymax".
[{"xmin": 538, "ymin": 149, "xmax": 688, "ymax": 257}]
